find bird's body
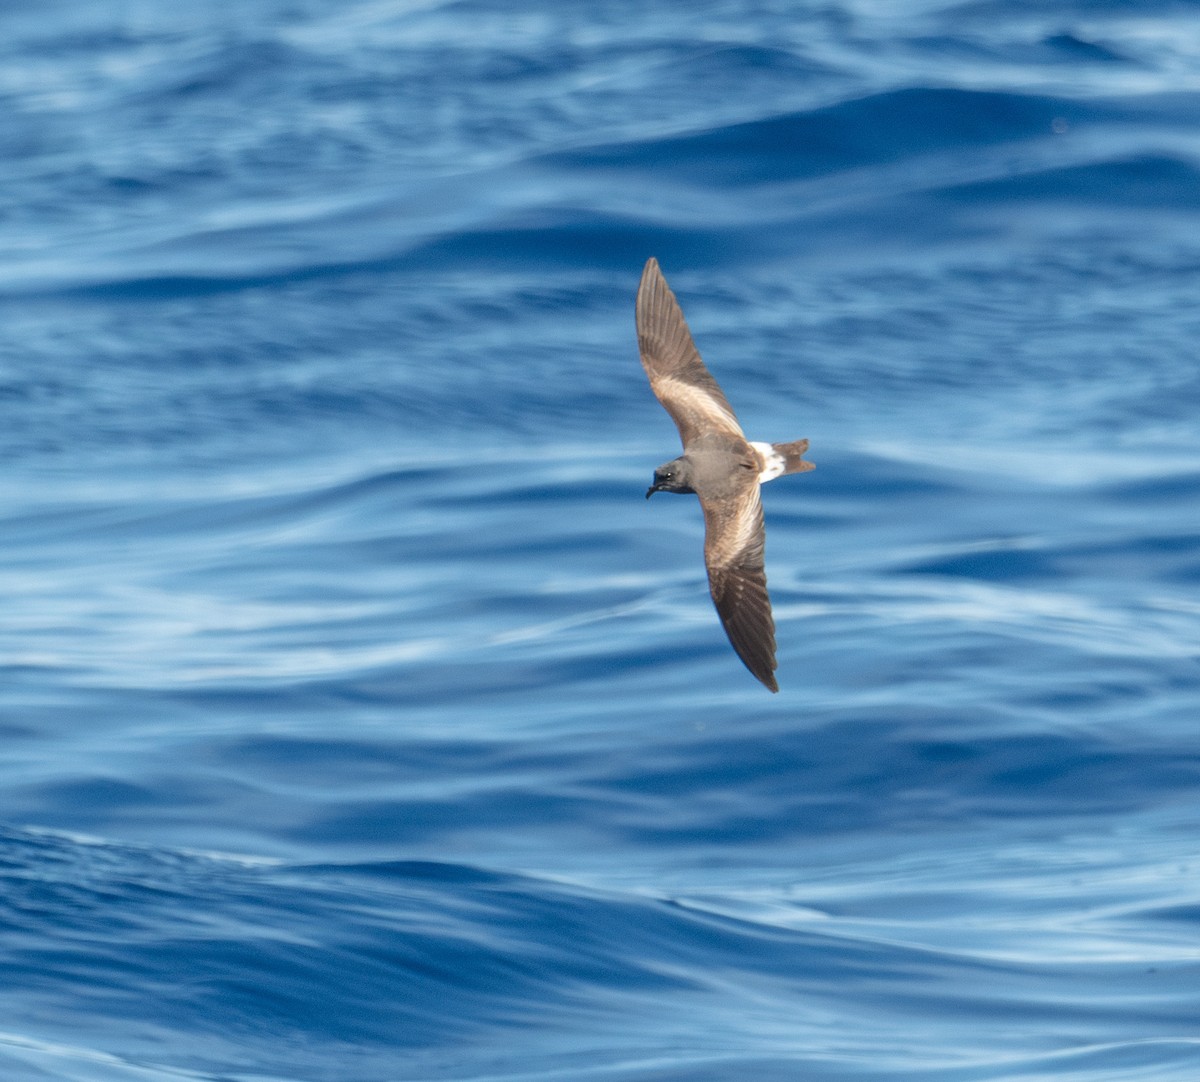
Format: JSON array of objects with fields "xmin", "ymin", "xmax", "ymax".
[{"xmin": 636, "ymin": 257, "xmax": 813, "ymax": 692}]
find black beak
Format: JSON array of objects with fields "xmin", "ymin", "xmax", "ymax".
[{"xmin": 645, "ymin": 486, "xmax": 656, "ymax": 499}]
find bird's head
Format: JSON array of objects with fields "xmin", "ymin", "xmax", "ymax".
[{"xmin": 646, "ymin": 457, "xmax": 695, "ymax": 498}]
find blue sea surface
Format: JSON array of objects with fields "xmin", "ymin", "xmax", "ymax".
[{"xmin": 2, "ymin": 1, "xmax": 1200, "ymax": 1079}]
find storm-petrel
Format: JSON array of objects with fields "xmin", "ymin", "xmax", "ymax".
[{"xmin": 637, "ymin": 257, "xmax": 813, "ymax": 692}]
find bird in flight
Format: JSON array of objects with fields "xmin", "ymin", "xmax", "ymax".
[{"xmin": 637, "ymin": 257, "xmax": 813, "ymax": 692}]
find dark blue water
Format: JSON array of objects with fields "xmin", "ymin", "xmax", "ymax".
[{"xmin": 3, "ymin": 2, "xmax": 1200, "ymax": 1078}]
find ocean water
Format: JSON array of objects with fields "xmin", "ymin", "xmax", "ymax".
[{"xmin": 2, "ymin": 1, "xmax": 1200, "ymax": 1079}]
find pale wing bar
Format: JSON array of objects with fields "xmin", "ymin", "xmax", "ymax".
[
  {"xmin": 636, "ymin": 257, "xmax": 745, "ymax": 447},
  {"xmin": 702, "ymin": 484, "xmax": 778, "ymax": 693}
]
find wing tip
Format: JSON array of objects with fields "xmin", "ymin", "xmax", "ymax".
[
  {"xmin": 744, "ymin": 656, "xmax": 779, "ymax": 692},
  {"xmin": 639, "ymin": 256, "xmax": 663, "ymax": 297},
  {"xmin": 716, "ymin": 598, "xmax": 780, "ymax": 692}
]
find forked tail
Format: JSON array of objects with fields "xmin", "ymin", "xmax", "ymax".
[{"xmin": 771, "ymin": 438, "xmax": 814, "ymax": 475}]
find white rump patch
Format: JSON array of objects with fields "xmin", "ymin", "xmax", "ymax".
[{"xmin": 749, "ymin": 441, "xmax": 785, "ymax": 484}]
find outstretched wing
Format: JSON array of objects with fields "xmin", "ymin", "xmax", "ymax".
[
  {"xmin": 701, "ymin": 480, "xmax": 778, "ymax": 692},
  {"xmin": 636, "ymin": 257, "xmax": 745, "ymax": 448}
]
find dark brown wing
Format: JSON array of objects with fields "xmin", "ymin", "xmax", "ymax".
[
  {"xmin": 636, "ymin": 257, "xmax": 745, "ymax": 448},
  {"xmin": 701, "ymin": 481, "xmax": 778, "ymax": 692}
]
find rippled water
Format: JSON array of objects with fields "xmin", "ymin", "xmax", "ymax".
[{"xmin": 2, "ymin": 2, "xmax": 1200, "ymax": 1079}]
